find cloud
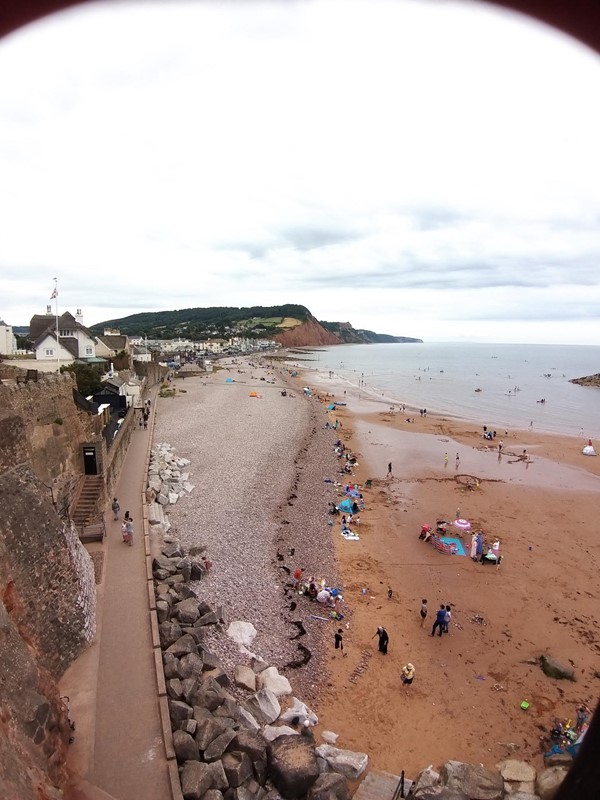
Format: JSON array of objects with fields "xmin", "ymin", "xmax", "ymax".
[{"xmin": 0, "ymin": 0, "xmax": 599, "ymax": 344}]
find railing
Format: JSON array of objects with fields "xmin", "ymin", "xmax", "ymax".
[{"xmin": 392, "ymin": 771, "xmax": 406, "ymax": 800}]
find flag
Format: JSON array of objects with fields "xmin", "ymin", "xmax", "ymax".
[{"xmin": 50, "ymin": 287, "xmax": 58, "ymax": 299}]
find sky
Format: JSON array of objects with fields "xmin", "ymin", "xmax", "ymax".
[{"xmin": 1, "ymin": 0, "xmax": 600, "ymax": 344}]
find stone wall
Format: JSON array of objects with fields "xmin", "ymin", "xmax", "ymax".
[{"xmin": 0, "ymin": 372, "xmax": 98, "ymax": 514}]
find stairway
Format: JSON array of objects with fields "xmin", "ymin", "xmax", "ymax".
[{"xmin": 71, "ymin": 476, "xmax": 105, "ymax": 527}]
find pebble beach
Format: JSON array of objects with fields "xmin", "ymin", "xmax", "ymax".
[{"xmin": 152, "ymin": 361, "xmax": 342, "ymax": 704}]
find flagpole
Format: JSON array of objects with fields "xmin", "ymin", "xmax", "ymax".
[{"xmin": 53, "ymin": 277, "xmax": 59, "ymax": 374}]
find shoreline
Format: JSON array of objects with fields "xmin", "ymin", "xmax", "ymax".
[{"xmin": 294, "ymin": 367, "xmax": 600, "ymax": 777}]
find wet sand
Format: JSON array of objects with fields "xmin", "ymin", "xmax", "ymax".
[{"xmin": 300, "ymin": 371, "xmax": 600, "ymax": 778}]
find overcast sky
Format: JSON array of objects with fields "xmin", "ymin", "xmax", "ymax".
[{"xmin": 1, "ymin": 0, "xmax": 600, "ymax": 344}]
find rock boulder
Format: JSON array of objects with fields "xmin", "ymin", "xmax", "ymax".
[
  {"xmin": 441, "ymin": 760, "xmax": 504, "ymax": 800},
  {"xmin": 539, "ymin": 655, "xmax": 576, "ymax": 681},
  {"xmin": 315, "ymin": 745, "xmax": 368, "ymax": 781},
  {"xmin": 268, "ymin": 735, "xmax": 320, "ymax": 798}
]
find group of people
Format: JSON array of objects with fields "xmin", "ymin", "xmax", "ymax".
[
  {"xmin": 470, "ymin": 532, "xmax": 501, "ymax": 566},
  {"xmin": 368, "ymin": 626, "xmax": 415, "ymax": 690},
  {"xmin": 138, "ymin": 398, "xmax": 152, "ymax": 430},
  {"xmin": 431, "ymin": 603, "xmax": 452, "ymax": 636},
  {"xmin": 112, "ymin": 498, "xmax": 134, "ymax": 546},
  {"xmin": 296, "ymin": 570, "xmax": 344, "ymax": 618}
]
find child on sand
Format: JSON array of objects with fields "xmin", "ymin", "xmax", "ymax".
[
  {"xmin": 334, "ymin": 628, "xmax": 346, "ymax": 655},
  {"xmin": 401, "ymin": 663, "xmax": 415, "ymax": 690}
]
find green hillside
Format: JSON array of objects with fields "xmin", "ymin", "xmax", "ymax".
[{"xmin": 91, "ymin": 304, "xmax": 311, "ymax": 340}]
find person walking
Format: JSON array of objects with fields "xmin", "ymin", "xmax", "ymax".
[
  {"xmin": 334, "ymin": 628, "xmax": 346, "ymax": 655},
  {"xmin": 373, "ymin": 626, "xmax": 389, "ymax": 654},
  {"xmin": 111, "ymin": 497, "xmax": 120, "ymax": 521},
  {"xmin": 387, "ymin": 462, "xmax": 393, "ymax": 479},
  {"xmin": 420, "ymin": 599, "xmax": 428, "ymax": 627},
  {"xmin": 431, "ymin": 604, "xmax": 446, "ymax": 637},
  {"xmin": 125, "ymin": 517, "xmax": 134, "ymax": 546},
  {"xmin": 401, "ymin": 663, "xmax": 415, "ymax": 691}
]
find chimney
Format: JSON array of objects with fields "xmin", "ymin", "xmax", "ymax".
[
  {"xmin": 75, "ymin": 308, "xmax": 83, "ymax": 325},
  {"xmin": 46, "ymin": 305, "xmax": 52, "ymax": 315}
]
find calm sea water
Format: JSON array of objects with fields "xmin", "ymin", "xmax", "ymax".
[{"xmin": 290, "ymin": 343, "xmax": 600, "ymax": 438}]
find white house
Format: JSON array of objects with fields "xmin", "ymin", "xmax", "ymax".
[
  {"xmin": 31, "ymin": 307, "xmax": 104, "ymax": 364},
  {"xmin": 201, "ymin": 338, "xmax": 228, "ymax": 354},
  {"xmin": 0, "ymin": 319, "xmax": 17, "ymax": 355},
  {"xmin": 132, "ymin": 345, "xmax": 152, "ymax": 363}
]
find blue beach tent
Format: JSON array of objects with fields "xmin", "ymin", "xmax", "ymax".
[
  {"xmin": 225, "ymin": 377, "xmax": 234, "ymax": 383},
  {"xmin": 338, "ymin": 498, "xmax": 354, "ymax": 513}
]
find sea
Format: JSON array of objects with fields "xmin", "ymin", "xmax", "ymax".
[{"xmin": 287, "ymin": 342, "xmax": 600, "ymax": 438}]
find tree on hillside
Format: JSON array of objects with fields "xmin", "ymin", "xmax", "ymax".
[{"xmin": 60, "ymin": 362, "xmax": 104, "ymax": 396}]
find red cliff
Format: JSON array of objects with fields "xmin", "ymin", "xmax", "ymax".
[{"xmin": 274, "ymin": 318, "xmax": 342, "ymax": 347}]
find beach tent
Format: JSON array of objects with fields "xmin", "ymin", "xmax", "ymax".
[
  {"xmin": 338, "ymin": 498, "xmax": 354, "ymax": 513},
  {"xmin": 225, "ymin": 377, "xmax": 234, "ymax": 383},
  {"xmin": 327, "ymin": 403, "xmax": 336, "ymax": 410},
  {"xmin": 249, "ymin": 391, "xmax": 260, "ymax": 398},
  {"xmin": 582, "ymin": 445, "xmax": 596, "ymax": 456}
]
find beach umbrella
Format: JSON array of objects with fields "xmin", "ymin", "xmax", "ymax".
[{"xmin": 453, "ymin": 518, "xmax": 471, "ymax": 531}]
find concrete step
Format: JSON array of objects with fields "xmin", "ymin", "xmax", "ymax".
[
  {"xmin": 354, "ymin": 770, "xmax": 412, "ymax": 800},
  {"xmin": 64, "ymin": 776, "xmax": 121, "ymax": 800}
]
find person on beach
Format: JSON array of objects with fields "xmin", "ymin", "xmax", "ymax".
[
  {"xmin": 498, "ymin": 439, "xmax": 503, "ymax": 453},
  {"xmin": 125, "ymin": 518, "xmax": 134, "ymax": 546},
  {"xmin": 388, "ymin": 586, "xmax": 393, "ymax": 600},
  {"xmin": 334, "ymin": 628, "xmax": 345, "ymax": 655},
  {"xmin": 401, "ymin": 663, "xmax": 415, "ymax": 690},
  {"xmin": 444, "ymin": 452, "xmax": 448, "ymax": 465},
  {"xmin": 121, "ymin": 521, "xmax": 128, "ymax": 543},
  {"xmin": 420, "ymin": 599, "xmax": 428, "ymax": 627},
  {"xmin": 455, "ymin": 453, "xmax": 460, "ymax": 467},
  {"xmin": 443, "ymin": 605, "xmax": 452, "ymax": 633},
  {"xmin": 373, "ymin": 626, "xmax": 389, "ymax": 654},
  {"xmin": 387, "ymin": 462, "xmax": 392, "ymax": 478},
  {"xmin": 111, "ymin": 497, "xmax": 120, "ymax": 521},
  {"xmin": 476, "ymin": 532, "xmax": 484, "ymax": 560},
  {"xmin": 202, "ymin": 556, "xmax": 212, "ymax": 575},
  {"xmin": 432, "ymin": 605, "xmax": 446, "ymax": 637},
  {"xmin": 470, "ymin": 532, "xmax": 478, "ymax": 561}
]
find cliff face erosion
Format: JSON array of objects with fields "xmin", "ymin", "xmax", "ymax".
[
  {"xmin": 273, "ymin": 317, "xmax": 342, "ymax": 347},
  {"xmin": 0, "ymin": 375, "xmax": 97, "ymax": 799}
]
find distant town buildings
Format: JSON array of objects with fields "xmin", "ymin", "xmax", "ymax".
[{"xmin": 0, "ymin": 319, "xmax": 17, "ymax": 355}]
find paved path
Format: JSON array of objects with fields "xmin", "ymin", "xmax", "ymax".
[{"xmin": 63, "ymin": 395, "xmax": 171, "ymax": 800}]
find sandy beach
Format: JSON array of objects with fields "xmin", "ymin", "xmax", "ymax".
[
  {"xmin": 306, "ymin": 376, "xmax": 600, "ymax": 778},
  {"xmin": 152, "ymin": 357, "xmax": 600, "ymax": 784}
]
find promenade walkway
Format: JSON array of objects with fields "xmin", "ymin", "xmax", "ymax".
[{"xmin": 62, "ymin": 393, "xmax": 171, "ymax": 800}]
